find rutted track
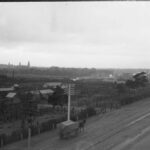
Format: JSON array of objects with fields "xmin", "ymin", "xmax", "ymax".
[
  {"xmin": 85, "ymin": 112, "xmax": 150, "ymax": 150},
  {"xmin": 37, "ymin": 108, "xmax": 150, "ymax": 150},
  {"xmin": 3, "ymin": 98, "xmax": 150, "ymax": 150}
]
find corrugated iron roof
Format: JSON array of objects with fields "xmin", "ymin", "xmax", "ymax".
[
  {"xmin": 6, "ymin": 92, "xmax": 16, "ymax": 98},
  {"xmin": 43, "ymin": 82, "xmax": 62, "ymax": 87},
  {"xmin": 31, "ymin": 89, "xmax": 54, "ymax": 95},
  {"xmin": 39, "ymin": 89, "xmax": 54, "ymax": 94},
  {"xmin": 30, "ymin": 91, "xmax": 39, "ymax": 95},
  {"xmin": 13, "ymin": 84, "xmax": 19, "ymax": 87},
  {"xmin": 0, "ymin": 87, "xmax": 14, "ymax": 92}
]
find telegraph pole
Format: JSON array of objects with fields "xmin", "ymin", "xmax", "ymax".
[
  {"xmin": 28, "ymin": 127, "xmax": 31, "ymax": 150},
  {"xmin": 67, "ymin": 84, "xmax": 71, "ymax": 121},
  {"xmin": 27, "ymin": 116, "xmax": 32, "ymax": 150},
  {"xmin": 64, "ymin": 82, "xmax": 75, "ymax": 121}
]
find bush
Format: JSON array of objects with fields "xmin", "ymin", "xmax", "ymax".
[
  {"xmin": 41, "ymin": 122, "xmax": 49, "ymax": 132},
  {"xmin": 86, "ymin": 107, "xmax": 96, "ymax": 117},
  {"xmin": 22, "ymin": 128, "xmax": 28, "ymax": 139},
  {"xmin": 0, "ymin": 134, "xmax": 5, "ymax": 147},
  {"xmin": 31, "ymin": 125, "xmax": 38, "ymax": 136},
  {"xmin": 11, "ymin": 130, "xmax": 21, "ymax": 142}
]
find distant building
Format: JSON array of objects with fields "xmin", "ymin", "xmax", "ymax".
[
  {"xmin": 115, "ymin": 81, "xmax": 126, "ymax": 84},
  {"xmin": 117, "ymin": 73, "xmax": 133, "ymax": 81},
  {"xmin": 31, "ymin": 89, "xmax": 54, "ymax": 102},
  {"xmin": 6, "ymin": 92, "xmax": 16, "ymax": 99},
  {"xmin": 7, "ymin": 62, "xmax": 13, "ymax": 68},
  {"xmin": 13, "ymin": 84, "xmax": 20, "ymax": 89},
  {"xmin": 61, "ymin": 84, "xmax": 69, "ymax": 89},
  {"xmin": 0, "ymin": 87, "xmax": 15, "ymax": 98},
  {"xmin": 102, "ymin": 77, "xmax": 115, "ymax": 82},
  {"xmin": 39, "ymin": 89, "xmax": 54, "ymax": 95},
  {"xmin": 27, "ymin": 61, "xmax": 30, "ymax": 68},
  {"xmin": 0, "ymin": 87, "xmax": 15, "ymax": 92},
  {"xmin": 5, "ymin": 92, "xmax": 21, "ymax": 121},
  {"xmin": 43, "ymin": 82, "xmax": 62, "ymax": 88},
  {"xmin": 19, "ymin": 62, "xmax": 21, "ymax": 66},
  {"xmin": 6, "ymin": 92, "xmax": 20, "ymax": 103},
  {"xmin": 8, "ymin": 62, "xmax": 11, "ymax": 67},
  {"xmin": 16, "ymin": 61, "xmax": 31, "ymax": 69}
]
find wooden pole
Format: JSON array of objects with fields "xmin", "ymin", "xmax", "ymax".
[
  {"xmin": 67, "ymin": 84, "xmax": 71, "ymax": 121},
  {"xmin": 28, "ymin": 127, "xmax": 31, "ymax": 150},
  {"xmin": 1, "ymin": 137, "xmax": 3, "ymax": 147}
]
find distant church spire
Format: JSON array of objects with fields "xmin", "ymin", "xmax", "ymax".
[{"xmin": 27, "ymin": 61, "xmax": 30, "ymax": 68}]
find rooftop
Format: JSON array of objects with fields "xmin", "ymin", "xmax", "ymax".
[
  {"xmin": 0, "ymin": 87, "xmax": 14, "ymax": 92},
  {"xmin": 6, "ymin": 92, "xmax": 16, "ymax": 98},
  {"xmin": 43, "ymin": 82, "xmax": 62, "ymax": 88},
  {"xmin": 39, "ymin": 89, "xmax": 54, "ymax": 95}
]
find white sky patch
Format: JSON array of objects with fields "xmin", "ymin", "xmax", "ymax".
[{"xmin": 0, "ymin": 2, "xmax": 150, "ymax": 68}]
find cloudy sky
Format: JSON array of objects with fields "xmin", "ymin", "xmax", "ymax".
[{"xmin": 0, "ymin": 2, "xmax": 150, "ymax": 68}]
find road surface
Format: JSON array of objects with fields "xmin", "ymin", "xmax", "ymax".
[{"xmin": 3, "ymin": 98, "xmax": 150, "ymax": 150}]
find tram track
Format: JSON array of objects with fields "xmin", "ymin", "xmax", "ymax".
[
  {"xmin": 84, "ymin": 111, "xmax": 150, "ymax": 150},
  {"xmin": 38, "ymin": 109, "xmax": 150, "ymax": 150}
]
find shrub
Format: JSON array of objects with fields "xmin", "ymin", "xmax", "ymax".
[{"xmin": 31, "ymin": 125, "xmax": 38, "ymax": 136}]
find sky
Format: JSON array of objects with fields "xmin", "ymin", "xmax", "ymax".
[{"xmin": 0, "ymin": 2, "xmax": 150, "ymax": 68}]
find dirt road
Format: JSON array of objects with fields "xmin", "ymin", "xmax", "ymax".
[{"xmin": 3, "ymin": 98, "xmax": 150, "ymax": 150}]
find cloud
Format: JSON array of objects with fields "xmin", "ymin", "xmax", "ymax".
[{"xmin": 1, "ymin": 2, "xmax": 150, "ymax": 68}]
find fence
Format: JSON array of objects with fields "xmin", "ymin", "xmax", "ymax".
[{"xmin": 0, "ymin": 107, "xmax": 97, "ymax": 148}]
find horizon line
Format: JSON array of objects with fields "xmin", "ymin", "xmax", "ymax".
[{"xmin": 0, "ymin": 63, "xmax": 150, "ymax": 70}]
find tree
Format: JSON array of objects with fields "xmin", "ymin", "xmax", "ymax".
[
  {"xmin": 126, "ymin": 72, "xmax": 148, "ymax": 89},
  {"xmin": 48, "ymin": 86, "xmax": 67, "ymax": 108},
  {"xmin": 116, "ymin": 83, "xmax": 126, "ymax": 94},
  {"xmin": 133, "ymin": 72, "xmax": 148, "ymax": 87},
  {"xmin": 126, "ymin": 80, "xmax": 137, "ymax": 89},
  {"xmin": 0, "ymin": 99, "xmax": 6, "ymax": 121}
]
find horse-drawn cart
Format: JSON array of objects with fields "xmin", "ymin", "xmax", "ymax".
[{"xmin": 58, "ymin": 120, "xmax": 79, "ymax": 139}]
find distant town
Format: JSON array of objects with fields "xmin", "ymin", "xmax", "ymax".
[{"xmin": 0, "ymin": 62, "xmax": 150, "ymax": 82}]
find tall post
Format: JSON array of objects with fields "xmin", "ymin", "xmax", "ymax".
[
  {"xmin": 27, "ymin": 117, "xmax": 32, "ymax": 150},
  {"xmin": 28, "ymin": 127, "xmax": 31, "ymax": 150},
  {"xmin": 12, "ymin": 68, "xmax": 14, "ymax": 82},
  {"xmin": 67, "ymin": 84, "xmax": 71, "ymax": 121}
]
